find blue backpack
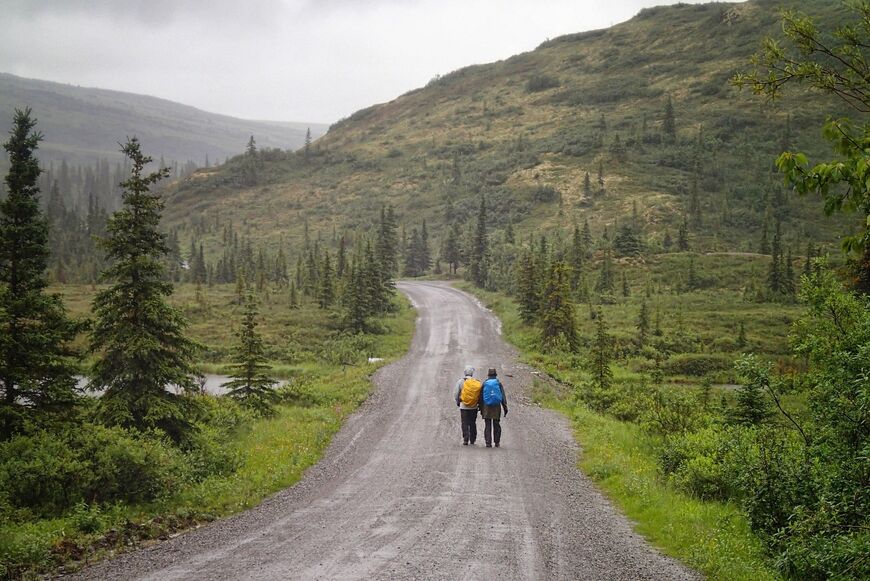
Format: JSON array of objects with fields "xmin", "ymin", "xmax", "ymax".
[{"xmin": 482, "ymin": 378, "xmax": 503, "ymax": 406}]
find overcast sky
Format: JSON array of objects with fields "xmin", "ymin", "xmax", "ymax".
[{"xmin": 1, "ymin": 0, "xmax": 714, "ymax": 124}]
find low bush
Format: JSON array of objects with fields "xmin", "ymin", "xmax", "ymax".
[
  {"xmin": 661, "ymin": 353, "xmax": 733, "ymax": 376},
  {"xmin": 0, "ymin": 424, "xmax": 187, "ymax": 517}
]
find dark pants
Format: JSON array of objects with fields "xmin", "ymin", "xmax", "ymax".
[
  {"xmin": 460, "ymin": 409, "xmax": 478, "ymax": 443},
  {"xmin": 484, "ymin": 418, "xmax": 501, "ymax": 446}
]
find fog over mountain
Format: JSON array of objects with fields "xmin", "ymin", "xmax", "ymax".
[{"xmin": 0, "ymin": 0, "xmax": 716, "ymax": 122}]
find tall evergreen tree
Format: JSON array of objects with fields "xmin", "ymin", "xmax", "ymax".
[
  {"xmin": 582, "ymin": 219, "xmax": 593, "ymax": 249},
  {"xmin": 590, "ymin": 310, "xmax": 613, "ymax": 390},
  {"xmin": 469, "ymin": 196, "xmax": 488, "ymax": 287},
  {"xmin": 595, "ymin": 250, "xmax": 615, "ymax": 295},
  {"xmin": 540, "ymin": 261, "xmax": 578, "ymax": 352},
  {"xmin": 318, "ymin": 252, "xmax": 335, "ymax": 308},
  {"xmin": 677, "ymin": 214, "xmax": 690, "ymax": 251},
  {"xmin": 222, "ymin": 293, "xmax": 277, "ymax": 416},
  {"xmin": 376, "ymin": 205, "xmax": 399, "ymax": 278},
  {"xmin": 637, "ymin": 300, "xmax": 650, "ymax": 347},
  {"xmin": 0, "ymin": 108, "xmax": 81, "ymax": 437},
  {"xmin": 663, "ymin": 95, "xmax": 676, "ymax": 142},
  {"xmin": 443, "ymin": 222, "xmax": 461, "ymax": 275},
  {"xmin": 768, "ymin": 221, "xmax": 784, "ymax": 295},
  {"xmin": 569, "ymin": 223, "xmax": 585, "ymax": 290},
  {"xmin": 517, "ymin": 250, "xmax": 542, "ymax": 325},
  {"xmin": 89, "ymin": 138, "xmax": 199, "ymax": 442}
]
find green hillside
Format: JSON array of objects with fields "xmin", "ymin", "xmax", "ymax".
[
  {"xmin": 0, "ymin": 72, "xmax": 328, "ymax": 167},
  {"xmin": 164, "ymin": 0, "xmax": 856, "ymax": 259}
]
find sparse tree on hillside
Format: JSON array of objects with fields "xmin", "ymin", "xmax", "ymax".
[
  {"xmin": 443, "ymin": 223, "xmax": 461, "ymax": 275},
  {"xmin": 595, "ymin": 249, "xmax": 615, "ymax": 295},
  {"xmin": 597, "ymin": 160, "xmax": 605, "ymax": 195},
  {"xmin": 304, "ymin": 127, "xmax": 312, "ymax": 161},
  {"xmin": 663, "ymin": 95, "xmax": 676, "ymax": 142},
  {"xmin": 540, "ymin": 261, "xmax": 578, "ymax": 352},
  {"xmin": 318, "ymin": 252, "xmax": 335, "ymax": 308},
  {"xmin": 468, "ymin": 196, "xmax": 488, "ymax": 287},
  {"xmin": 517, "ymin": 250, "xmax": 542, "ymax": 325},
  {"xmin": 0, "ymin": 108, "xmax": 81, "ymax": 437},
  {"xmin": 677, "ymin": 215, "xmax": 690, "ymax": 251},
  {"xmin": 637, "ymin": 300, "xmax": 650, "ymax": 347},
  {"xmin": 582, "ymin": 219, "xmax": 593, "ymax": 250},
  {"xmin": 89, "ymin": 138, "xmax": 200, "ymax": 443}
]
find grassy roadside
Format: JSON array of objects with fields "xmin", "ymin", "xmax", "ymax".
[
  {"xmin": 457, "ymin": 281, "xmax": 780, "ymax": 580},
  {"xmin": 0, "ymin": 289, "xmax": 416, "ymax": 579}
]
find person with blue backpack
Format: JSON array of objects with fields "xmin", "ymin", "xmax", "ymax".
[{"xmin": 480, "ymin": 367, "xmax": 508, "ymax": 448}]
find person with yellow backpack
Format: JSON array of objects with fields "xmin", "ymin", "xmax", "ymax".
[{"xmin": 454, "ymin": 365, "xmax": 482, "ymax": 445}]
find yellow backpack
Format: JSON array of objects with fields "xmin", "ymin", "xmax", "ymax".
[{"xmin": 460, "ymin": 377, "xmax": 482, "ymax": 407}]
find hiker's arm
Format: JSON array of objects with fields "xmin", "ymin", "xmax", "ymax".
[{"xmin": 454, "ymin": 379, "xmax": 462, "ymax": 406}]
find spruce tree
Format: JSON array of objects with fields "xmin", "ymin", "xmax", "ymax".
[
  {"xmin": 517, "ymin": 250, "xmax": 541, "ymax": 325},
  {"xmin": 768, "ymin": 221, "xmax": 783, "ymax": 295},
  {"xmin": 289, "ymin": 281, "xmax": 300, "ymax": 309},
  {"xmin": 375, "ymin": 205, "xmax": 399, "ymax": 278},
  {"xmin": 590, "ymin": 310, "xmax": 613, "ymax": 390},
  {"xmin": 732, "ymin": 356, "xmax": 774, "ymax": 426},
  {"xmin": 318, "ymin": 252, "xmax": 335, "ymax": 308},
  {"xmin": 443, "ymin": 223, "xmax": 461, "ymax": 275},
  {"xmin": 0, "ymin": 108, "xmax": 81, "ymax": 437},
  {"xmin": 469, "ymin": 195, "xmax": 488, "ymax": 287},
  {"xmin": 222, "ymin": 293, "xmax": 277, "ymax": 416},
  {"xmin": 582, "ymin": 219, "xmax": 593, "ymax": 250},
  {"xmin": 569, "ymin": 223, "xmax": 585, "ymax": 290},
  {"xmin": 637, "ymin": 300, "xmax": 650, "ymax": 347},
  {"xmin": 540, "ymin": 261, "xmax": 578, "ymax": 352},
  {"xmin": 89, "ymin": 138, "xmax": 199, "ymax": 442},
  {"xmin": 760, "ymin": 215, "xmax": 771, "ymax": 254},
  {"xmin": 597, "ymin": 160, "xmax": 605, "ymax": 194},
  {"xmin": 677, "ymin": 215, "xmax": 690, "ymax": 251},
  {"xmin": 595, "ymin": 250, "xmax": 615, "ymax": 295},
  {"xmin": 687, "ymin": 256, "xmax": 700, "ymax": 290},
  {"xmin": 663, "ymin": 95, "xmax": 676, "ymax": 142}
]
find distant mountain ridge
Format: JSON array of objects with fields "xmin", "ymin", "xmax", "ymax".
[
  {"xmin": 160, "ymin": 0, "xmax": 851, "ymax": 257},
  {"xmin": 0, "ymin": 72, "xmax": 328, "ymax": 167}
]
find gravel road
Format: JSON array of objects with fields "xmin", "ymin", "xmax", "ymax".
[{"xmin": 69, "ymin": 281, "xmax": 697, "ymax": 580}]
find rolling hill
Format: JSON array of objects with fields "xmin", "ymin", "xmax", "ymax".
[
  {"xmin": 0, "ymin": 72, "xmax": 328, "ymax": 168},
  {"xmin": 156, "ymin": 1, "xmax": 860, "ymax": 259}
]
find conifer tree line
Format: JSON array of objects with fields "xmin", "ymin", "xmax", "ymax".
[{"xmin": 0, "ymin": 109, "xmax": 400, "ymax": 441}]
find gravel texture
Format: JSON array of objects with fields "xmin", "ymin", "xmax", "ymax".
[{"xmin": 67, "ymin": 281, "xmax": 698, "ymax": 580}]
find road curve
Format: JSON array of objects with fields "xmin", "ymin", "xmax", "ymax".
[{"xmin": 69, "ymin": 281, "xmax": 696, "ymax": 580}]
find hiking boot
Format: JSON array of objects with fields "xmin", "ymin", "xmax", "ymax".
[
  {"xmin": 485, "ymin": 443, "xmax": 492, "ymax": 448},
  {"xmin": 463, "ymin": 440, "xmax": 468, "ymax": 445},
  {"xmin": 495, "ymin": 442, "xmax": 500, "ymax": 448}
]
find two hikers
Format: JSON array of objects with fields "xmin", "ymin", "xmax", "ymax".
[{"xmin": 454, "ymin": 366, "xmax": 508, "ymax": 447}]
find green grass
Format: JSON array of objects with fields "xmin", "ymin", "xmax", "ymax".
[
  {"xmin": 460, "ymin": 280, "xmax": 783, "ymax": 580},
  {"xmin": 0, "ymin": 288, "xmax": 416, "ymax": 578},
  {"xmin": 540, "ymin": 388, "xmax": 778, "ymax": 580}
]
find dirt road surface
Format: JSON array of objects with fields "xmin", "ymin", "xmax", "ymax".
[{"xmin": 70, "ymin": 281, "xmax": 697, "ymax": 580}]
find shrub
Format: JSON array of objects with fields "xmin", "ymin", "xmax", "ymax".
[
  {"xmin": 661, "ymin": 353, "xmax": 733, "ymax": 376},
  {"xmin": 525, "ymin": 74, "xmax": 560, "ymax": 93},
  {"xmin": 0, "ymin": 423, "xmax": 187, "ymax": 517},
  {"xmin": 659, "ymin": 425, "xmax": 755, "ymax": 500}
]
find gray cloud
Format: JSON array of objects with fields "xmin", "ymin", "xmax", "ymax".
[{"xmin": 0, "ymin": 0, "xmax": 718, "ymax": 123}]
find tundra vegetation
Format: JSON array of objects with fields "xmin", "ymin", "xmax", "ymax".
[{"xmin": 1, "ymin": 0, "xmax": 868, "ymax": 579}]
